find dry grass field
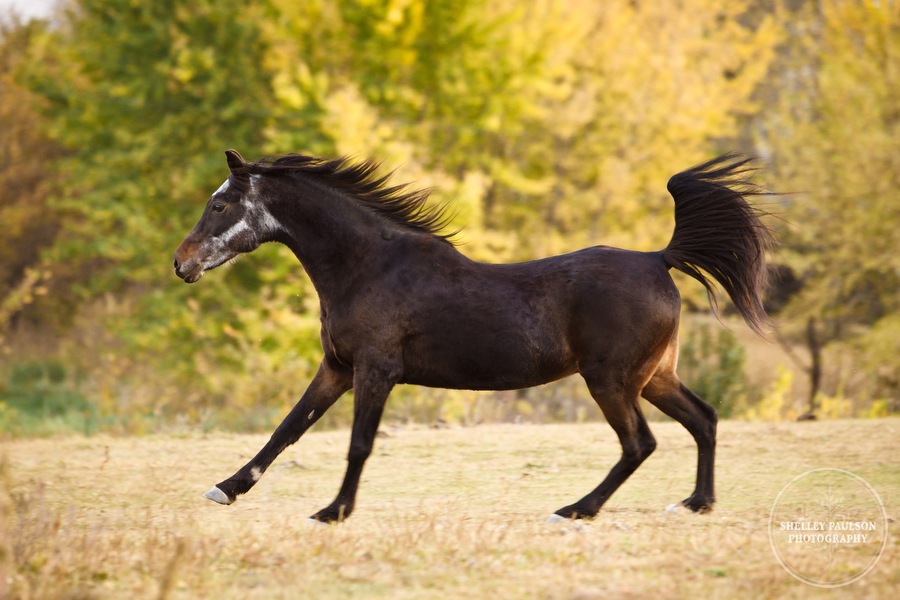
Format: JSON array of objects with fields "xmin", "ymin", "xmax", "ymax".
[{"xmin": 2, "ymin": 419, "xmax": 897, "ymax": 599}]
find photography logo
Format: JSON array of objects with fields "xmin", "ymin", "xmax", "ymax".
[{"xmin": 769, "ymin": 468, "xmax": 888, "ymax": 587}]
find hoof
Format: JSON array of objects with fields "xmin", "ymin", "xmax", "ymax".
[
  {"xmin": 682, "ymin": 495, "xmax": 714, "ymax": 513},
  {"xmin": 309, "ymin": 502, "xmax": 351, "ymax": 523},
  {"xmin": 551, "ymin": 504, "xmax": 595, "ymax": 520},
  {"xmin": 203, "ymin": 486, "xmax": 233, "ymax": 505},
  {"xmin": 305, "ymin": 518, "xmax": 329, "ymax": 528},
  {"xmin": 546, "ymin": 514, "xmax": 568, "ymax": 524}
]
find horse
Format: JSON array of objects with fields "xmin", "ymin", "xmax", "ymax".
[{"xmin": 174, "ymin": 150, "xmax": 774, "ymax": 523}]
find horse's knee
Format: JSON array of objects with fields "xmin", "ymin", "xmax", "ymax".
[
  {"xmin": 639, "ymin": 431, "xmax": 657, "ymax": 461},
  {"xmin": 622, "ymin": 430, "xmax": 656, "ymax": 466},
  {"xmin": 347, "ymin": 440, "xmax": 373, "ymax": 464}
]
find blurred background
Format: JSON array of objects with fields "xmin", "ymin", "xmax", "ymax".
[{"xmin": 0, "ymin": 0, "xmax": 897, "ymax": 435}]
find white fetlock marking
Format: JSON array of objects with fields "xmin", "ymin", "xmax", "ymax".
[
  {"xmin": 664, "ymin": 502, "xmax": 681, "ymax": 514},
  {"xmin": 203, "ymin": 486, "xmax": 233, "ymax": 505},
  {"xmin": 306, "ymin": 518, "xmax": 328, "ymax": 528},
  {"xmin": 546, "ymin": 514, "xmax": 567, "ymax": 524}
]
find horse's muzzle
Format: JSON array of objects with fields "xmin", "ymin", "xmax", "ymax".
[{"xmin": 173, "ymin": 257, "xmax": 203, "ymax": 283}]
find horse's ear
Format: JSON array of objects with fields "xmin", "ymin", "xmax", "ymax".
[
  {"xmin": 225, "ymin": 150, "xmax": 250, "ymax": 188},
  {"xmin": 225, "ymin": 149, "xmax": 245, "ymax": 174}
]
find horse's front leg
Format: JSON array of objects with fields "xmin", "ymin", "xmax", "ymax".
[
  {"xmin": 309, "ymin": 361, "xmax": 398, "ymax": 523},
  {"xmin": 204, "ymin": 358, "xmax": 352, "ymax": 505}
]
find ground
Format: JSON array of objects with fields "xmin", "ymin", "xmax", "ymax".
[{"xmin": 1, "ymin": 419, "xmax": 897, "ymax": 599}]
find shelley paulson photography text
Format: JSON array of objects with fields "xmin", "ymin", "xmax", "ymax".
[{"xmin": 779, "ymin": 520, "xmax": 879, "ymax": 544}]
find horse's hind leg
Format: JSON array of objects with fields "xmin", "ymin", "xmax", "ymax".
[
  {"xmin": 642, "ymin": 368, "xmax": 717, "ymax": 513},
  {"xmin": 205, "ymin": 357, "xmax": 352, "ymax": 505},
  {"xmin": 553, "ymin": 372, "xmax": 657, "ymax": 520}
]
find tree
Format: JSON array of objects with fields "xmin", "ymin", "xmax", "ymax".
[
  {"xmin": 264, "ymin": 0, "xmax": 780, "ymax": 261},
  {"xmin": 20, "ymin": 0, "xmax": 277, "ymax": 293},
  {"xmin": 0, "ymin": 18, "xmax": 65, "ymax": 339},
  {"xmin": 10, "ymin": 0, "xmax": 323, "ymax": 425},
  {"xmin": 763, "ymin": 0, "xmax": 900, "ymax": 409},
  {"xmin": 6, "ymin": 0, "xmax": 792, "ymax": 431}
]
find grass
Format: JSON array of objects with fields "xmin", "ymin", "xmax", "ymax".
[{"xmin": 1, "ymin": 418, "xmax": 898, "ymax": 599}]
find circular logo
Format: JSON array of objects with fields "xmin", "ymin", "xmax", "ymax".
[{"xmin": 769, "ymin": 468, "xmax": 888, "ymax": 587}]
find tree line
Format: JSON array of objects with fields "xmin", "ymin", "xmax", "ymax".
[{"xmin": 0, "ymin": 0, "xmax": 897, "ymax": 433}]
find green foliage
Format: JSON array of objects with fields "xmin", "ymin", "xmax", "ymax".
[
  {"xmin": 855, "ymin": 314, "xmax": 900, "ymax": 409},
  {"xmin": 0, "ymin": 361, "xmax": 98, "ymax": 435},
  {"xmin": 17, "ymin": 0, "xmax": 276, "ymax": 295},
  {"xmin": 678, "ymin": 322, "xmax": 747, "ymax": 418},
  {"xmin": 0, "ymin": 0, "xmax": 894, "ymax": 433},
  {"xmin": 0, "ymin": 18, "xmax": 65, "ymax": 335},
  {"xmin": 3, "ymin": 0, "xmax": 328, "ymax": 433}
]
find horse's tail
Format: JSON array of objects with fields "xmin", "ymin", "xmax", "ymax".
[{"xmin": 662, "ymin": 153, "xmax": 775, "ymax": 336}]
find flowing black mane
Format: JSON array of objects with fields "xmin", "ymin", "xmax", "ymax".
[{"xmin": 236, "ymin": 154, "xmax": 457, "ymax": 243}]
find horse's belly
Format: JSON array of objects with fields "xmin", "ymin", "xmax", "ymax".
[
  {"xmin": 399, "ymin": 328, "xmax": 576, "ymax": 391},
  {"xmin": 399, "ymin": 362, "xmax": 575, "ymax": 391}
]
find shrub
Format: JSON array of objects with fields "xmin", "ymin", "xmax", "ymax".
[{"xmin": 678, "ymin": 323, "xmax": 747, "ymax": 418}]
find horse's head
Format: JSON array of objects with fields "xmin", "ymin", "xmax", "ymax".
[{"xmin": 174, "ymin": 150, "xmax": 280, "ymax": 283}]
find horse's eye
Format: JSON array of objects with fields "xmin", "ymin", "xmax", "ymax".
[{"xmin": 212, "ymin": 202, "xmax": 226, "ymax": 213}]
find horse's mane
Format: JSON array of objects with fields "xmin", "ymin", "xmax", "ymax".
[{"xmin": 236, "ymin": 154, "xmax": 457, "ymax": 243}]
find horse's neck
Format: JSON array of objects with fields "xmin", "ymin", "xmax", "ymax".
[{"xmin": 269, "ymin": 180, "xmax": 388, "ymax": 299}]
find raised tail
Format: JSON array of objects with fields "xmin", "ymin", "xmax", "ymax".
[{"xmin": 662, "ymin": 153, "xmax": 775, "ymax": 336}]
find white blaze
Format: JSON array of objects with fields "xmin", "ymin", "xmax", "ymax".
[
  {"xmin": 213, "ymin": 179, "xmax": 230, "ymax": 197},
  {"xmin": 218, "ymin": 219, "xmax": 251, "ymax": 244}
]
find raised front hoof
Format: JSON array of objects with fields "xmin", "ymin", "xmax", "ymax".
[
  {"xmin": 203, "ymin": 486, "xmax": 234, "ymax": 505},
  {"xmin": 552, "ymin": 503, "xmax": 598, "ymax": 521},
  {"xmin": 681, "ymin": 494, "xmax": 715, "ymax": 513},
  {"xmin": 305, "ymin": 518, "xmax": 330, "ymax": 528},
  {"xmin": 546, "ymin": 514, "xmax": 568, "ymax": 524}
]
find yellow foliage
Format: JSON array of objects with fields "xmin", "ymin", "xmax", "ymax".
[
  {"xmin": 13, "ymin": 0, "xmax": 898, "ymax": 433},
  {"xmin": 816, "ymin": 394, "xmax": 854, "ymax": 420},
  {"xmin": 865, "ymin": 399, "xmax": 891, "ymax": 419},
  {"xmin": 262, "ymin": 0, "xmax": 782, "ymax": 261},
  {"xmin": 740, "ymin": 365, "xmax": 793, "ymax": 422},
  {"xmin": 763, "ymin": 0, "xmax": 900, "ymax": 410}
]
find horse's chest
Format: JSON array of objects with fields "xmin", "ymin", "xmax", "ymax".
[{"xmin": 319, "ymin": 305, "xmax": 403, "ymax": 365}]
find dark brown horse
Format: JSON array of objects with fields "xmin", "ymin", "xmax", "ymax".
[{"xmin": 174, "ymin": 151, "xmax": 773, "ymax": 523}]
